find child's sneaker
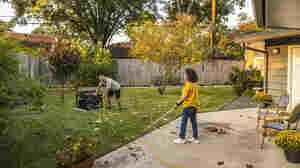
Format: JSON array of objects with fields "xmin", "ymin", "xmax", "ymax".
[
  {"xmin": 173, "ymin": 138, "xmax": 186, "ymax": 144},
  {"xmin": 188, "ymin": 138, "xmax": 200, "ymax": 144}
]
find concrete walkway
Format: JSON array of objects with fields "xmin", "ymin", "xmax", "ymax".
[{"xmin": 93, "ymin": 108, "xmax": 299, "ymax": 168}]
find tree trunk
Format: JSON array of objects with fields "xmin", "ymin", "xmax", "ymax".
[{"xmin": 176, "ymin": 0, "xmax": 182, "ymax": 13}]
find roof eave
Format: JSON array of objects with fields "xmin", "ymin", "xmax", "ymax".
[{"xmin": 234, "ymin": 31, "xmax": 300, "ymax": 44}]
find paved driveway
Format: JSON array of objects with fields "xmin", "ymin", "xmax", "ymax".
[{"xmin": 93, "ymin": 108, "xmax": 299, "ymax": 168}]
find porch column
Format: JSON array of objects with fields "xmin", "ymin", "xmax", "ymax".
[{"xmin": 264, "ymin": 47, "xmax": 269, "ymax": 93}]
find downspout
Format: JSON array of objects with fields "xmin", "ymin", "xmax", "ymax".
[{"xmin": 264, "ymin": 46, "xmax": 269, "ymax": 93}]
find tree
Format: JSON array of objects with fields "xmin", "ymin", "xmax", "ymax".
[
  {"xmin": 40, "ymin": 39, "xmax": 85, "ymax": 104},
  {"xmin": 237, "ymin": 12, "xmax": 252, "ymax": 25},
  {"xmin": 129, "ymin": 14, "xmax": 209, "ymax": 94},
  {"xmin": 7, "ymin": 0, "xmax": 160, "ymax": 48},
  {"xmin": 215, "ymin": 27, "xmax": 245, "ymax": 60},
  {"xmin": 166, "ymin": 0, "xmax": 246, "ymax": 24}
]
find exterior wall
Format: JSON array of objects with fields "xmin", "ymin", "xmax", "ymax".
[
  {"xmin": 117, "ymin": 59, "xmax": 244, "ymax": 86},
  {"xmin": 266, "ymin": 46, "xmax": 289, "ymax": 103},
  {"xmin": 245, "ymin": 42, "xmax": 265, "ymax": 73}
]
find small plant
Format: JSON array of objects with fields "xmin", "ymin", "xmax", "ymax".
[
  {"xmin": 242, "ymin": 88, "xmax": 255, "ymax": 97},
  {"xmin": 56, "ymin": 136, "xmax": 97, "ymax": 168},
  {"xmin": 252, "ymin": 91, "xmax": 272, "ymax": 103},
  {"xmin": 274, "ymin": 130, "xmax": 300, "ymax": 152}
]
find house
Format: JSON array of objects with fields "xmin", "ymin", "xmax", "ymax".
[
  {"xmin": 234, "ymin": 30, "xmax": 300, "ymax": 110},
  {"xmin": 3, "ymin": 32, "xmax": 56, "ymax": 80},
  {"xmin": 109, "ymin": 42, "xmax": 244, "ymax": 86},
  {"xmin": 243, "ymin": 38, "xmax": 265, "ymax": 73}
]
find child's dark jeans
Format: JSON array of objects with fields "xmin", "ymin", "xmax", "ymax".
[{"xmin": 179, "ymin": 107, "xmax": 198, "ymax": 139}]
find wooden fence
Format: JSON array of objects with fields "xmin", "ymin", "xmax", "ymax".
[
  {"xmin": 117, "ymin": 59, "xmax": 244, "ymax": 86},
  {"xmin": 16, "ymin": 55, "xmax": 244, "ymax": 86}
]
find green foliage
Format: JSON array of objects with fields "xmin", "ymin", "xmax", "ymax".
[
  {"xmin": 0, "ymin": 31, "xmax": 48, "ymax": 168},
  {"xmin": 72, "ymin": 44, "xmax": 118, "ymax": 87},
  {"xmin": 130, "ymin": 14, "xmax": 208, "ymax": 92},
  {"xmin": 18, "ymin": 79, "xmax": 48, "ymax": 106},
  {"xmin": 242, "ymin": 88, "xmax": 255, "ymax": 97},
  {"xmin": 56, "ymin": 136, "xmax": 97, "ymax": 167},
  {"xmin": 152, "ymin": 74, "xmax": 181, "ymax": 86},
  {"xmin": 0, "ymin": 34, "xmax": 38, "ymax": 106},
  {"xmin": 40, "ymin": 38, "xmax": 85, "ymax": 104},
  {"xmin": 0, "ymin": 78, "xmax": 47, "ymax": 107},
  {"xmin": 0, "ymin": 19, "xmax": 16, "ymax": 32},
  {"xmin": 215, "ymin": 27, "xmax": 246, "ymax": 60},
  {"xmin": 166, "ymin": 0, "xmax": 246, "ymax": 24},
  {"xmin": 84, "ymin": 43, "xmax": 112, "ymax": 65},
  {"xmin": 72, "ymin": 62, "xmax": 118, "ymax": 87},
  {"xmin": 12, "ymin": 0, "xmax": 159, "ymax": 46},
  {"xmin": 45, "ymin": 39, "xmax": 84, "ymax": 80},
  {"xmin": 230, "ymin": 67, "xmax": 263, "ymax": 96},
  {"xmin": 237, "ymin": 12, "xmax": 252, "ymax": 25},
  {"xmin": 275, "ymin": 130, "xmax": 300, "ymax": 152},
  {"xmin": 237, "ymin": 21, "xmax": 265, "ymax": 34}
]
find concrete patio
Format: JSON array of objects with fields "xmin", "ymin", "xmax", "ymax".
[{"xmin": 93, "ymin": 108, "xmax": 299, "ymax": 168}]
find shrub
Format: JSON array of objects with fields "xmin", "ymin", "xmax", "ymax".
[
  {"xmin": 72, "ymin": 61, "xmax": 118, "ymax": 87},
  {"xmin": 242, "ymin": 88, "xmax": 255, "ymax": 97},
  {"xmin": 229, "ymin": 67, "xmax": 263, "ymax": 96},
  {"xmin": 0, "ymin": 34, "xmax": 47, "ymax": 168},
  {"xmin": 0, "ymin": 34, "xmax": 46, "ymax": 107},
  {"xmin": 252, "ymin": 91, "xmax": 272, "ymax": 103},
  {"xmin": 275, "ymin": 130, "xmax": 300, "ymax": 152},
  {"xmin": 0, "ymin": 77, "xmax": 47, "ymax": 108},
  {"xmin": 41, "ymin": 39, "xmax": 84, "ymax": 104},
  {"xmin": 18, "ymin": 78, "xmax": 47, "ymax": 107},
  {"xmin": 56, "ymin": 136, "xmax": 97, "ymax": 168},
  {"xmin": 151, "ymin": 72, "xmax": 181, "ymax": 95}
]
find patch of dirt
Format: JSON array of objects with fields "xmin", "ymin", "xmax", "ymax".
[
  {"xmin": 58, "ymin": 158, "xmax": 95, "ymax": 168},
  {"xmin": 220, "ymin": 96, "xmax": 257, "ymax": 111}
]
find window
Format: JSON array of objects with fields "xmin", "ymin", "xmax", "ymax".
[{"xmin": 254, "ymin": 57, "xmax": 265, "ymax": 71}]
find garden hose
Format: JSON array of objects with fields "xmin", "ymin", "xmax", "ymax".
[
  {"xmin": 144, "ymin": 107, "xmax": 176, "ymax": 131},
  {"xmin": 142, "ymin": 106, "xmax": 194, "ymax": 168}
]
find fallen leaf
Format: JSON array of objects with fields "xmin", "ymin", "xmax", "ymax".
[
  {"xmin": 246, "ymin": 164, "xmax": 253, "ymax": 168},
  {"xmin": 217, "ymin": 161, "xmax": 224, "ymax": 166}
]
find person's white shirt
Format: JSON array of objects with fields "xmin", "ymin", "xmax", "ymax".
[{"xmin": 104, "ymin": 77, "xmax": 120, "ymax": 91}]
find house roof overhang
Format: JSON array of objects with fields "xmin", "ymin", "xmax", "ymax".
[{"xmin": 234, "ymin": 30, "xmax": 300, "ymax": 44}]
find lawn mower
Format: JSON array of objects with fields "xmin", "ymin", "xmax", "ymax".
[{"xmin": 76, "ymin": 90, "xmax": 103, "ymax": 110}]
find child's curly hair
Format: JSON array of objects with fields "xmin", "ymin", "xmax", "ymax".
[{"xmin": 185, "ymin": 68, "xmax": 198, "ymax": 83}]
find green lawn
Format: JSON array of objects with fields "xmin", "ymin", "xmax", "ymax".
[{"xmin": 3, "ymin": 87, "xmax": 237, "ymax": 168}]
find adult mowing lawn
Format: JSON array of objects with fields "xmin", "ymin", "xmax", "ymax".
[{"xmin": 4, "ymin": 87, "xmax": 237, "ymax": 168}]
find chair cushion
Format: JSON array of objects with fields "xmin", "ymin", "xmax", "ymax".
[
  {"xmin": 279, "ymin": 96, "xmax": 288, "ymax": 108},
  {"xmin": 263, "ymin": 122, "xmax": 285, "ymax": 130},
  {"xmin": 258, "ymin": 111, "xmax": 278, "ymax": 116}
]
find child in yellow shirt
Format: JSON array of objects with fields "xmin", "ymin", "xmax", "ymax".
[{"xmin": 174, "ymin": 68, "xmax": 200, "ymax": 144}]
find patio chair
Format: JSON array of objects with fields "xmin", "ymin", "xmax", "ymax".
[
  {"xmin": 260, "ymin": 103, "xmax": 300, "ymax": 149},
  {"xmin": 256, "ymin": 95, "xmax": 289, "ymax": 129}
]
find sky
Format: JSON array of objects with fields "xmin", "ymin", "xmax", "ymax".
[{"xmin": 0, "ymin": 0, "xmax": 254, "ymax": 43}]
